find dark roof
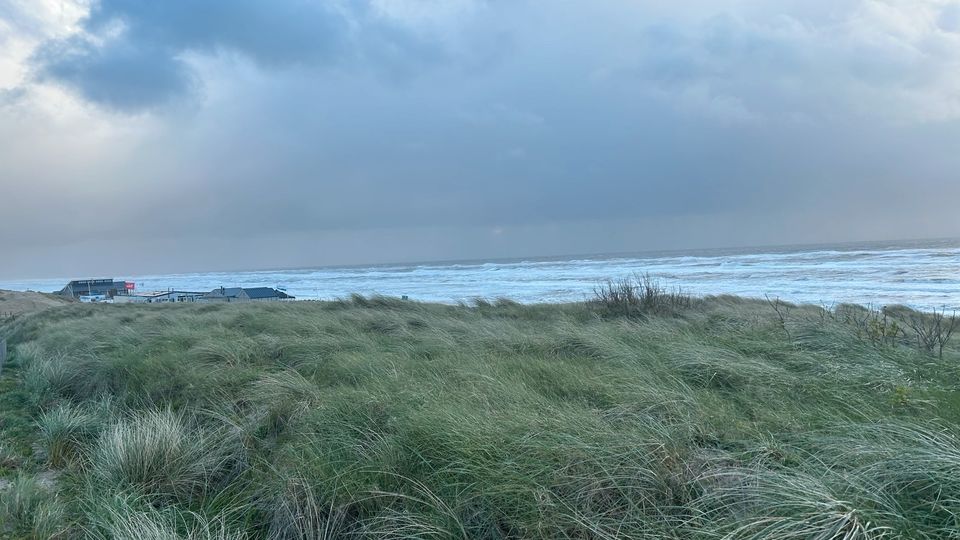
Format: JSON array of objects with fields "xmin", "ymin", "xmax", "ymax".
[
  {"xmin": 206, "ymin": 287, "xmax": 293, "ymax": 299},
  {"xmin": 204, "ymin": 287, "xmax": 241, "ymax": 298},
  {"xmin": 59, "ymin": 279, "xmax": 127, "ymax": 297},
  {"xmin": 68, "ymin": 279, "xmax": 118, "ymax": 286},
  {"xmin": 244, "ymin": 287, "xmax": 286, "ymax": 299}
]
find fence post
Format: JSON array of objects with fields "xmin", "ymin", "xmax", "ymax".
[{"xmin": 0, "ymin": 339, "xmax": 6, "ymax": 376}]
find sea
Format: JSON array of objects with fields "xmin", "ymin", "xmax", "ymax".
[{"xmin": 2, "ymin": 238, "xmax": 959, "ymax": 311}]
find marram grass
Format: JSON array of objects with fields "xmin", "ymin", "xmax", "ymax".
[{"xmin": 0, "ymin": 294, "xmax": 959, "ymax": 538}]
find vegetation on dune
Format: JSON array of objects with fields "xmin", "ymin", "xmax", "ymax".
[{"xmin": 1, "ymin": 283, "xmax": 959, "ymax": 538}]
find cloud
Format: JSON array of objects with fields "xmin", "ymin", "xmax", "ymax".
[
  {"xmin": 943, "ymin": 4, "xmax": 960, "ymax": 31},
  {"xmin": 0, "ymin": 86, "xmax": 26, "ymax": 106},
  {"xmin": 28, "ymin": 0, "xmax": 461, "ymax": 110},
  {"xmin": 25, "ymin": 1, "xmax": 960, "ymax": 120},
  {"xmin": 620, "ymin": 3, "xmax": 960, "ymax": 124},
  {"xmin": 34, "ymin": 35, "xmax": 197, "ymax": 112},
  {"xmin": 1, "ymin": 0, "xmax": 960, "ymax": 279}
]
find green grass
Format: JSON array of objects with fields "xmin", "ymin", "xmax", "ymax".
[{"xmin": 0, "ymin": 295, "xmax": 959, "ymax": 538}]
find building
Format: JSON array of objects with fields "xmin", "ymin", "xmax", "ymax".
[
  {"xmin": 113, "ymin": 291, "xmax": 207, "ymax": 304},
  {"xmin": 58, "ymin": 279, "xmax": 131, "ymax": 299},
  {"xmin": 203, "ymin": 287, "xmax": 295, "ymax": 302}
]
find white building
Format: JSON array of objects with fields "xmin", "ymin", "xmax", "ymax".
[{"xmin": 113, "ymin": 291, "xmax": 206, "ymax": 304}]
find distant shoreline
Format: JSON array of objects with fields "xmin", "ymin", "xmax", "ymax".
[{"xmin": 2, "ymin": 238, "xmax": 958, "ymax": 311}]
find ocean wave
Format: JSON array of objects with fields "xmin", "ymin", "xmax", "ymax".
[{"xmin": 4, "ymin": 241, "xmax": 959, "ymax": 311}]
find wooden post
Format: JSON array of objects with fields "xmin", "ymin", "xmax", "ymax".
[{"xmin": 0, "ymin": 339, "xmax": 6, "ymax": 376}]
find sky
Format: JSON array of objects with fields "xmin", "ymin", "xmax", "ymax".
[{"xmin": 1, "ymin": 0, "xmax": 959, "ymax": 279}]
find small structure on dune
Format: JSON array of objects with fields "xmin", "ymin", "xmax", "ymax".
[{"xmin": 203, "ymin": 287, "xmax": 295, "ymax": 303}]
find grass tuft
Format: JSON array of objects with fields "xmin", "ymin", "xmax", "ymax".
[
  {"xmin": 37, "ymin": 401, "xmax": 108, "ymax": 467},
  {"xmin": 84, "ymin": 492, "xmax": 247, "ymax": 540},
  {"xmin": 92, "ymin": 408, "xmax": 245, "ymax": 500}
]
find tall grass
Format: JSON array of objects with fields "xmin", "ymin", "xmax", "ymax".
[
  {"xmin": 92, "ymin": 408, "xmax": 245, "ymax": 501},
  {"xmin": 264, "ymin": 475, "xmax": 347, "ymax": 540},
  {"xmin": 83, "ymin": 492, "xmax": 247, "ymax": 540},
  {"xmin": 37, "ymin": 401, "xmax": 107, "ymax": 467},
  {"xmin": 1, "ymin": 294, "xmax": 958, "ymax": 537},
  {"xmin": 0, "ymin": 473, "xmax": 68, "ymax": 539},
  {"xmin": 0, "ymin": 473, "xmax": 47, "ymax": 526}
]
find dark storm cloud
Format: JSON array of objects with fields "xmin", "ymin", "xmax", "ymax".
[
  {"xmin": 31, "ymin": 0, "xmax": 445, "ymax": 110},
  {"xmin": 2, "ymin": 0, "xmax": 960, "ymax": 279},
  {"xmin": 35, "ymin": 35, "xmax": 197, "ymax": 111},
  {"xmin": 81, "ymin": 0, "xmax": 351, "ymax": 66}
]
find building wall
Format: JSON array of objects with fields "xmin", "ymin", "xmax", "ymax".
[
  {"xmin": 154, "ymin": 293, "xmax": 205, "ymax": 303},
  {"xmin": 113, "ymin": 295, "xmax": 150, "ymax": 304}
]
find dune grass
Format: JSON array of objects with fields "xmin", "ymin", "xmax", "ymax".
[{"xmin": 0, "ymin": 293, "xmax": 959, "ymax": 538}]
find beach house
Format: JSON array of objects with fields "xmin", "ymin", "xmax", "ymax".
[{"xmin": 202, "ymin": 287, "xmax": 294, "ymax": 302}]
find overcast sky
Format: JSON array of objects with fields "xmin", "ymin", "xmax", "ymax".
[{"xmin": 2, "ymin": 0, "xmax": 959, "ymax": 279}]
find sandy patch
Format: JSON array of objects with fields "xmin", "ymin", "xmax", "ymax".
[{"xmin": 0, "ymin": 289, "xmax": 73, "ymax": 318}]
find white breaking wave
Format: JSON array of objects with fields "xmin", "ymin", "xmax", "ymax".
[{"xmin": 3, "ymin": 239, "xmax": 959, "ymax": 311}]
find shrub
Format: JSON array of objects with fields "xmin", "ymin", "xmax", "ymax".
[
  {"xmin": 592, "ymin": 274, "xmax": 693, "ymax": 318},
  {"xmin": 893, "ymin": 307, "xmax": 958, "ymax": 358},
  {"xmin": 829, "ymin": 304, "xmax": 905, "ymax": 347}
]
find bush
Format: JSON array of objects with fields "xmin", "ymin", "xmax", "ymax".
[
  {"xmin": 592, "ymin": 273, "xmax": 693, "ymax": 317},
  {"xmin": 893, "ymin": 307, "xmax": 958, "ymax": 358}
]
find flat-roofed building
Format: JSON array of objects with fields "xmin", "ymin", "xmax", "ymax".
[
  {"xmin": 58, "ymin": 279, "xmax": 130, "ymax": 299},
  {"xmin": 113, "ymin": 291, "xmax": 207, "ymax": 304}
]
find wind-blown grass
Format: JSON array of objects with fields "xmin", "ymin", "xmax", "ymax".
[
  {"xmin": 91, "ymin": 408, "xmax": 245, "ymax": 501},
  {"xmin": 0, "ymin": 294, "xmax": 958, "ymax": 538},
  {"xmin": 82, "ymin": 492, "xmax": 247, "ymax": 540},
  {"xmin": 37, "ymin": 401, "xmax": 107, "ymax": 467}
]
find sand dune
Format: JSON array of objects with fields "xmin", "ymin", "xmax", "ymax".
[{"xmin": 0, "ymin": 289, "xmax": 73, "ymax": 318}]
